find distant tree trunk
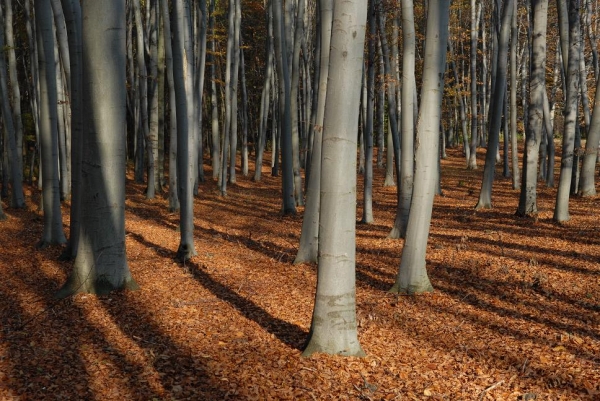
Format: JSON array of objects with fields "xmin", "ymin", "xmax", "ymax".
[
  {"xmin": 35, "ymin": 0, "xmax": 67, "ymax": 248},
  {"xmin": 146, "ymin": 0, "xmax": 160, "ymax": 199},
  {"xmin": 195, "ymin": 0, "xmax": 208, "ymax": 184},
  {"xmin": 254, "ymin": 5, "xmax": 274, "ymax": 182},
  {"xmin": 510, "ymin": 0, "xmax": 519, "ymax": 190},
  {"xmin": 208, "ymin": 0, "xmax": 220, "ymax": 181},
  {"xmin": 468, "ymin": 0, "xmax": 481, "ymax": 170},
  {"xmin": 579, "ymin": 66, "xmax": 600, "ymax": 196},
  {"xmin": 476, "ymin": 0, "xmax": 514, "ymax": 210},
  {"xmin": 294, "ymin": 0, "xmax": 332, "ymax": 264},
  {"xmin": 56, "ymin": 0, "xmax": 138, "ymax": 297},
  {"xmin": 59, "ymin": 0, "xmax": 83, "ymax": 261},
  {"xmin": 302, "ymin": 0, "xmax": 367, "ymax": 358},
  {"xmin": 227, "ymin": 0, "xmax": 241, "ymax": 186},
  {"xmin": 132, "ymin": 0, "xmax": 150, "ymax": 188},
  {"xmin": 361, "ymin": 0, "xmax": 376, "ymax": 225},
  {"xmin": 389, "ymin": 0, "xmax": 450, "ymax": 295},
  {"xmin": 1, "ymin": 0, "xmax": 25, "ymax": 209},
  {"xmin": 172, "ymin": 0, "xmax": 198, "ymax": 260},
  {"xmin": 517, "ymin": 0, "xmax": 548, "ymax": 217},
  {"xmin": 0, "ymin": 3, "xmax": 25, "ymax": 209},
  {"xmin": 290, "ymin": 0, "xmax": 305, "ymax": 206},
  {"xmin": 272, "ymin": 0, "xmax": 296, "ymax": 214},
  {"xmin": 219, "ymin": 0, "xmax": 236, "ymax": 195},
  {"xmin": 554, "ymin": 0, "xmax": 580, "ymax": 222},
  {"xmin": 161, "ymin": 0, "xmax": 179, "ymax": 212},
  {"xmin": 391, "ymin": 0, "xmax": 417, "ymax": 237}
]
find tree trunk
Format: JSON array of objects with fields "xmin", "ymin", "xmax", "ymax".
[
  {"xmin": 302, "ymin": 0, "xmax": 367, "ymax": 358},
  {"xmin": 56, "ymin": 0, "xmax": 138, "ymax": 297},
  {"xmin": 468, "ymin": 0, "xmax": 481, "ymax": 170},
  {"xmin": 35, "ymin": 0, "xmax": 67, "ymax": 248},
  {"xmin": 510, "ymin": 0, "xmax": 520, "ymax": 190},
  {"xmin": 272, "ymin": 0, "xmax": 296, "ymax": 214},
  {"xmin": 554, "ymin": 0, "xmax": 580, "ymax": 222},
  {"xmin": 476, "ymin": 0, "xmax": 514, "ymax": 210},
  {"xmin": 294, "ymin": 0, "xmax": 332, "ymax": 264},
  {"xmin": 1, "ymin": 0, "xmax": 25, "ymax": 209},
  {"xmin": 389, "ymin": 0, "xmax": 450, "ymax": 295},
  {"xmin": 58, "ymin": 0, "xmax": 83, "ymax": 260},
  {"xmin": 516, "ymin": 0, "xmax": 548, "ymax": 217},
  {"xmin": 172, "ymin": 0, "xmax": 198, "ymax": 260}
]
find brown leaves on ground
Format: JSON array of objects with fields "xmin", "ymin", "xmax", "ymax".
[{"xmin": 0, "ymin": 148, "xmax": 599, "ymax": 400}]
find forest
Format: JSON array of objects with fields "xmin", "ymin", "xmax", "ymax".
[{"xmin": 0, "ymin": 0, "xmax": 599, "ymax": 399}]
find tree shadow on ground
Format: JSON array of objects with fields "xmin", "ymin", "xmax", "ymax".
[{"xmin": 128, "ymin": 232, "xmax": 308, "ymax": 350}]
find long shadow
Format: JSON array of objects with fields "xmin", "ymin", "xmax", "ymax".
[
  {"xmin": 128, "ymin": 232, "xmax": 308, "ymax": 350},
  {"xmin": 0, "ymin": 247, "xmax": 166, "ymax": 399},
  {"xmin": 430, "ymin": 265, "xmax": 600, "ymax": 349},
  {"xmin": 431, "ymin": 232, "xmax": 600, "ymax": 276},
  {"xmin": 97, "ymin": 292, "xmax": 229, "ymax": 399}
]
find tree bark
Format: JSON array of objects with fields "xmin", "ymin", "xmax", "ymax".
[
  {"xmin": 554, "ymin": 0, "xmax": 580, "ymax": 222},
  {"xmin": 302, "ymin": 0, "xmax": 367, "ymax": 358},
  {"xmin": 389, "ymin": 0, "xmax": 450, "ymax": 295},
  {"xmin": 56, "ymin": 0, "xmax": 138, "ymax": 297}
]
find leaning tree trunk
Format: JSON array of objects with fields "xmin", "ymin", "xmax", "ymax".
[
  {"xmin": 389, "ymin": 0, "xmax": 450, "ymax": 295},
  {"xmin": 554, "ymin": 0, "xmax": 580, "ymax": 222},
  {"xmin": 294, "ymin": 0, "xmax": 333, "ymax": 265},
  {"xmin": 517, "ymin": 0, "xmax": 548, "ymax": 217},
  {"xmin": 302, "ymin": 0, "xmax": 367, "ymax": 358},
  {"xmin": 56, "ymin": 0, "xmax": 138, "ymax": 297},
  {"xmin": 475, "ymin": 0, "xmax": 514, "ymax": 210},
  {"xmin": 172, "ymin": 0, "xmax": 198, "ymax": 261},
  {"xmin": 35, "ymin": 0, "xmax": 67, "ymax": 248}
]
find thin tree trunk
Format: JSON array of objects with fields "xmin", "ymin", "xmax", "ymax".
[
  {"xmin": 35, "ymin": 0, "xmax": 67, "ymax": 248},
  {"xmin": 389, "ymin": 0, "xmax": 450, "ymax": 294},
  {"xmin": 554, "ymin": 0, "xmax": 580, "ymax": 221}
]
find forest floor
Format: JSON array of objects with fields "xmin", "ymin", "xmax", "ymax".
[{"xmin": 0, "ymin": 147, "xmax": 599, "ymax": 400}]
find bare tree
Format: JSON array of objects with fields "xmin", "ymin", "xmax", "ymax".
[
  {"xmin": 302, "ymin": 0, "xmax": 367, "ymax": 357},
  {"xmin": 389, "ymin": 0, "xmax": 451, "ymax": 295}
]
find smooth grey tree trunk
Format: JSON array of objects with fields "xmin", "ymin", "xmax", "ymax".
[
  {"xmin": 517, "ymin": 0, "xmax": 548, "ymax": 217},
  {"xmin": 227, "ymin": 0, "xmax": 241, "ymax": 186},
  {"xmin": 161, "ymin": 0, "xmax": 179, "ymax": 212},
  {"xmin": 1, "ymin": 0, "xmax": 25, "ymax": 209},
  {"xmin": 195, "ymin": 0, "xmax": 208, "ymax": 184},
  {"xmin": 208, "ymin": 0, "xmax": 220, "ymax": 181},
  {"xmin": 58, "ymin": 0, "xmax": 83, "ymax": 260},
  {"xmin": 172, "ymin": 0, "xmax": 198, "ymax": 261},
  {"xmin": 554, "ymin": 0, "xmax": 580, "ymax": 222},
  {"xmin": 394, "ymin": 0, "xmax": 417, "ymax": 237},
  {"xmin": 510, "ymin": 0, "xmax": 520, "ymax": 190},
  {"xmin": 475, "ymin": 0, "xmax": 514, "ymax": 210},
  {"xmin": 579, "ymin": 62, "xmax": 600, "ymax": 196},
  {"xmin": 132, "ymin": 0, "xmax": 150, "ymax": 187},
  {"xmin": 254, "ymin": 6, "xmax": 274, "ymax": 182},
  {"xmin": 290, "ymin": 0, "xmax": 305, "ymax": 206},
  {"xmin": 146, "ymin": 0, "xmax": 160, "ymax": 199},
  {"xmin": 273, "ymin": 0, "xmax": 296, "ymax": 214},
  {"xmin": 468, "ymin": 0, "xmax": 481, "ymax": 170},
  {"xmin": 35, "ymin": 0, "xmax": 67, "ymax": 248},
  {"xmin": 302, "ymin": 0, "xmax": 367, "ymax": 358},
  {"xmin": 56, "ymin": 0, "xmax": 138, "ymax": 297},
  {"xmin": 361, "ymin": 0, "xmax": 376, "ymax": 225},
  {"xmin": 389, "ymin": 0, "xmax": 450, "ymax": 295},
  {"xmin": 294, "ymin": 0, "xmax": 332, "ymax": 264}
]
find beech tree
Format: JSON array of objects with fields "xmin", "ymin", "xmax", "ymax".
[
  {"xmin": 303, "ymin": 0, "xmax": 367, "ymax": 358},
  {"xmin": 517, "ymin": 0, "xmax": 548, "ymax": 217},
  {"xmin": 389, "ymin": 0, "xmax": 450, "ymax": 294},
  {"xmin": 57, "ymin": 0, "xmax": 138, "ymax": 296},
  {"xmin": 35, "ymin": 0, "xmax": 67, "ymax": 248}
]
